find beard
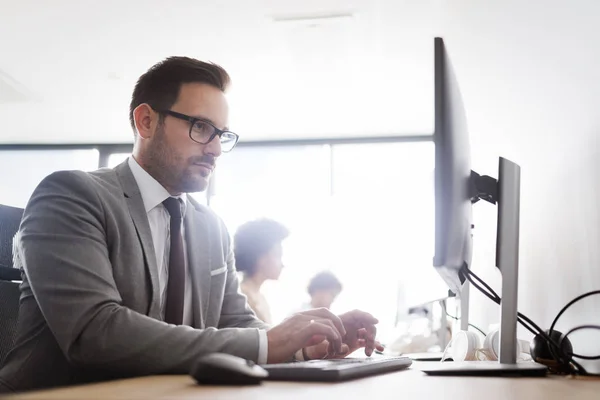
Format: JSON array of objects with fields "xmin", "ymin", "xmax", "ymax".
[{"xmin": 144, "ymin": 124, "xmax": 214, "ymax": 194}]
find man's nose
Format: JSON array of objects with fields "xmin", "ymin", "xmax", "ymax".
[{"xmin": 204, "ymin": 135, "xmax": 222, "ymax": 158}]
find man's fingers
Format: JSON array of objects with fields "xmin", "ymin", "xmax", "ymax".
[
  {"xmin": 357, "ymin": 328, "xmax": 368, "ymax": 339},
  {"xmin": 315, "ymin": 319, "xmax": 343, "ymax": 354},
  {"xmin": 321, "ymin": 342, "xmax": 351, "ymax": 359},
  {"xmin": 364, "ymin": 324, "xmax": 377, "ymax": 356},
  {"xmin": 300, "ymin": 319, "xmax": 342, "ymax": 354},
  {"xmin": 292, "ymin": 310, "xmax": 380, "ymax": 357},
  {"xmin": 338, "ymin": 344, "xmax": 350, "ymax": 357},
  {"xmin": 305, "ymin": 334, "xmax": 327, "ymax": 347},
  {"xmin": 299, "ymin": 308, "xmax": 347, "ymax": 337}
]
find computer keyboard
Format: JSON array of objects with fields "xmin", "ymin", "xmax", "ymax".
[{"xmin": 262, "ymin": 356, "xmax": 412, "ymax": 382}]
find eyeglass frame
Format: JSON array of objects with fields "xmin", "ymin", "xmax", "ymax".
[{"xmin": 156, "ymin": 109, "xmax": 239, "ymax": 152}]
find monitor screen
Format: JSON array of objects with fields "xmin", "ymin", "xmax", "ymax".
[{"xmin": 432, "ymin": 37, "xmax": 472, "ymax": 295}]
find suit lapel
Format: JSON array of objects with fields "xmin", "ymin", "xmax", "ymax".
[
  {"xmin": 184, "ymin": 197, "xmax": 212, "ymax": 329},
  {"xmin": 115, "ymin": 161, "xmax": 161, "ymax": 318}
]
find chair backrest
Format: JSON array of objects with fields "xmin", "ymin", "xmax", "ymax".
[
  {"xmin": 0, "ymin": 204, "xmax": 23, "ymax": 281},
  {"xmin": 0, "ymin": 204, "xmax": 24, "ymax": 366},
  {"xmin": 0, "ymin": 280, "xmax": 20, "ymax": 366}
]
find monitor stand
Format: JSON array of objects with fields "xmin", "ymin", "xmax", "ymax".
[{"xmin": 421, "ymin": 158, "xmax": 547, "ymax": 377}]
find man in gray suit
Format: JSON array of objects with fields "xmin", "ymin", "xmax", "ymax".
[{"xmin": 0, "ymin": 57, "xmax": 382, "ymax": 393}]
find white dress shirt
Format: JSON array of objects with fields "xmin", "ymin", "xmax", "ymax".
[
  {"xmin": 128, "ymin": 157, "xmax": 193, "ymax": 325},
  {"xmin": 128, "ymin": 157, "xmax": 268, "ymax": 363}
]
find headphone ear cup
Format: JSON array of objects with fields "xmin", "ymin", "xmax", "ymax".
[
  {"xmin": 484, "ymin": 329, "xmax": 522, "ymax": 361},
  {"xmin": 483, "ymin": 330, "xmax": 498, "ymax": 361},
  {"xmin": 451, "ymin": 330, "xmax": 481, "ymax": 361}
]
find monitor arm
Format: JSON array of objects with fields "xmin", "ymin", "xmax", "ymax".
[{"xmin": 470, "ymin": 170, "xmax": 498, "ymax": 204}]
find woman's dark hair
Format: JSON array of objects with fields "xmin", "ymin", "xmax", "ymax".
[
  {"xmin": 233, "ymin": 218, "xmax": 289, "ymax": 276},
  {"xmin": 307, "ymin": 271, "xmax": 343, "ymax": 295}
]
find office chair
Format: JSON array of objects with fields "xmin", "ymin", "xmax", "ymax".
[{"xmin": 0, "ymin": 204, "xmax": 24, "ymax": 367}]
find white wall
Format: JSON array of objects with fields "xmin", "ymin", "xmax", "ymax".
[{"xmin": 439, "ymin": 0, "xmax": 600, "ymax": 371}]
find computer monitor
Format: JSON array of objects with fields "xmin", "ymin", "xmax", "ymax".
[
  {"xmin": 429, "ymin": 37, "xmax": 546, "ymax": 376},
  {"xmin": 432, "ymin": 37, "xmax": 472, "ymax": 292},
  {"xmin": 432, "ymin": 36, "xmax": 473, "ymax": 333},
  {"xmin": 433, "ymin": 38, "xmax": 472, "ymax": 330}
]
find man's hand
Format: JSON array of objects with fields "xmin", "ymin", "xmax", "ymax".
[
  {"xmin": 266, "ymin": 308, "xmax": 347, "ymax": 364},
  {"xmin": 303, "ymin": 309, "xmax": 385, "ymax": 360}
]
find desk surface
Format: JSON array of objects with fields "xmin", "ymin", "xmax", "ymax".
[{"xmin": 5, "ymin": 364, "xmax": 600, "ymax": 400}]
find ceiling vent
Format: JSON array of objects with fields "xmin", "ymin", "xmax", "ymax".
[{"xmin": 271, "ymin": 12, "xmax": 355, "ymax": 26}]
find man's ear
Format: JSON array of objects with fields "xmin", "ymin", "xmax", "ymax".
[{"xmin": 133, "ymin": 104, "xmax": 157, "ymax": 139}]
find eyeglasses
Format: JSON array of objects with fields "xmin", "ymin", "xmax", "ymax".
[{"xmin": 159, "ymin": 109, "xmax": 239, "ymax": 152}]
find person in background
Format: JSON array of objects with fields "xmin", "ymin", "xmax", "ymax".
[
  {"xmin": 234, "ymin": 218, "xmax": 289, "ymax": 324},
  {"xmin": 290, "ymin": 271, "xmax": 343, "ymax": 316},
  {"xmin": 307, "ymin": 271, "xmax": 343, "ymax": 310}
]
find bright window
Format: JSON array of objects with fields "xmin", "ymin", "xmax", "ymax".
[
  {"xmin": 107, "ymin": 152, "xmax": 130, "ymax": 168},
  {"xmin": 210, "ymin": 141, "xmax": 447, "ymax": 341},
  {"xmin": 0, "ymin": 149, "xmax": 99, "ymax": 208}
]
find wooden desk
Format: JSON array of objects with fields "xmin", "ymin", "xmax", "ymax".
[{"xmin": 4, "ymin": 364, "xmax": 600, "ymax": 400}]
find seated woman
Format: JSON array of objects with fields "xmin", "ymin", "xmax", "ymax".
[
  {"xmin": 234, "ymin": 218, "xmax": 289, "ymax": 324},
  {"xmin": 291, "ymin": 271, "xmax": 344, "ymax": 315},
  {"xmin": 306, "ymin": 271, "xmax": 343, "ymax": 310}
]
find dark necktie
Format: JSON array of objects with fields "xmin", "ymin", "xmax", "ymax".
[{"xmin": 162, "ymin": 197, "xmax": 185, "ymax": 325}]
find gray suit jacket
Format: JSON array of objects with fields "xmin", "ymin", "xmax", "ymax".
[{"xmin": 0, "ymin": 161, "xmax": 268, "ymax": 393}]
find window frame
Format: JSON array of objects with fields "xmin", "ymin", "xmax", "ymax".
[{"xmin": 0, "ymin": 135, "xmax": 433, "ymax": 206}]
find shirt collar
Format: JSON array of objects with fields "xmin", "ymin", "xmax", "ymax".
[{"xmin": 127, "ymin": 156, "xmax": 187, "ymax": 216}]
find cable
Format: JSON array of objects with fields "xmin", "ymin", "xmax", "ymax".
[
  {"xmin": 440, "ymin": 301, "xmax": 487, "ymax": 337},
  {"xmin": 559, "ymin": 325, "xmax": 600, "ymax": 361},
  {"xmin": 549, "ymin": 291, "xmax": 600, "ymax": 362},
  {"xmin": 516, "ymin": 312, "xmax": 545, "ymax": 337},
  {"xmin": 570, "ymin": 359, "xmax": 590, "ymax": 376},
  {"xmin": 462, "ymin": 267, "xmax": 546, "ymax": 336},
  {"xmin": 516, "ymin": 315, "xmax": 543, "ymax": 337},
  {"xmin": 462, "ymin": 271, "xmax": 499, "ymax": 305},
  {"xmin": 460, "ymin": 264, "xmax": 600, "ymax": 375},
  {"xmin": 440, "ymin": 337, "xmax": 454, "ymax": 363},
  {"xmin": 548, "ymin": 290, "xmax": 600, "ymax": 361},
  {"xmin": 462, "ymin": 266, "xmax": 574, "ymax": 364},
  {"xmin": 550, "ymin": 291, "xmax": 600, "ymax": 333},
  {"xmin": 464, "ymin": 268, "xmax": 567, "ymax": 353},
  {"xmin": 464, "ymin": 268, "xmax": 500, "ymax": 302}
]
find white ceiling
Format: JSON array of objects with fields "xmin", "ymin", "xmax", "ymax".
[
  {"xmin": 2, "ymin": 0, "xmax": 599, "ymax": 147},
  {"xmin": 0, "ymin": 0, "xmax": 438, "ymax": 144}
]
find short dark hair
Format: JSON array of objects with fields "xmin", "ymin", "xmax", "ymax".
[
  {"xmin": 307, "ymin": 271, "xmax": 342, "ymax": 295},
  {"xmin": 129, "ymin": 56, "xmax": 230, "ymax": 132},
  {"xmin": 233, "ymin": 218, "xmax": 289, "ymax": 276}
]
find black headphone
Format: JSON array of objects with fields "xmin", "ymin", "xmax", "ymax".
[
  {"xmin": 461, "ymin": 265, "xmax": 600, "ymax": 376},
  {"xmin": 529, "ymin": 291, "xmax": 600, "ymax": 375},
  {"xmin": 530, "ymin": 329, "xmax": 574, "ymax": 373}
]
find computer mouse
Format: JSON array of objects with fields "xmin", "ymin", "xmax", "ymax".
[{"xmin": 190, "ymin": 353, "xmax": 268, "ymax": 385}]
